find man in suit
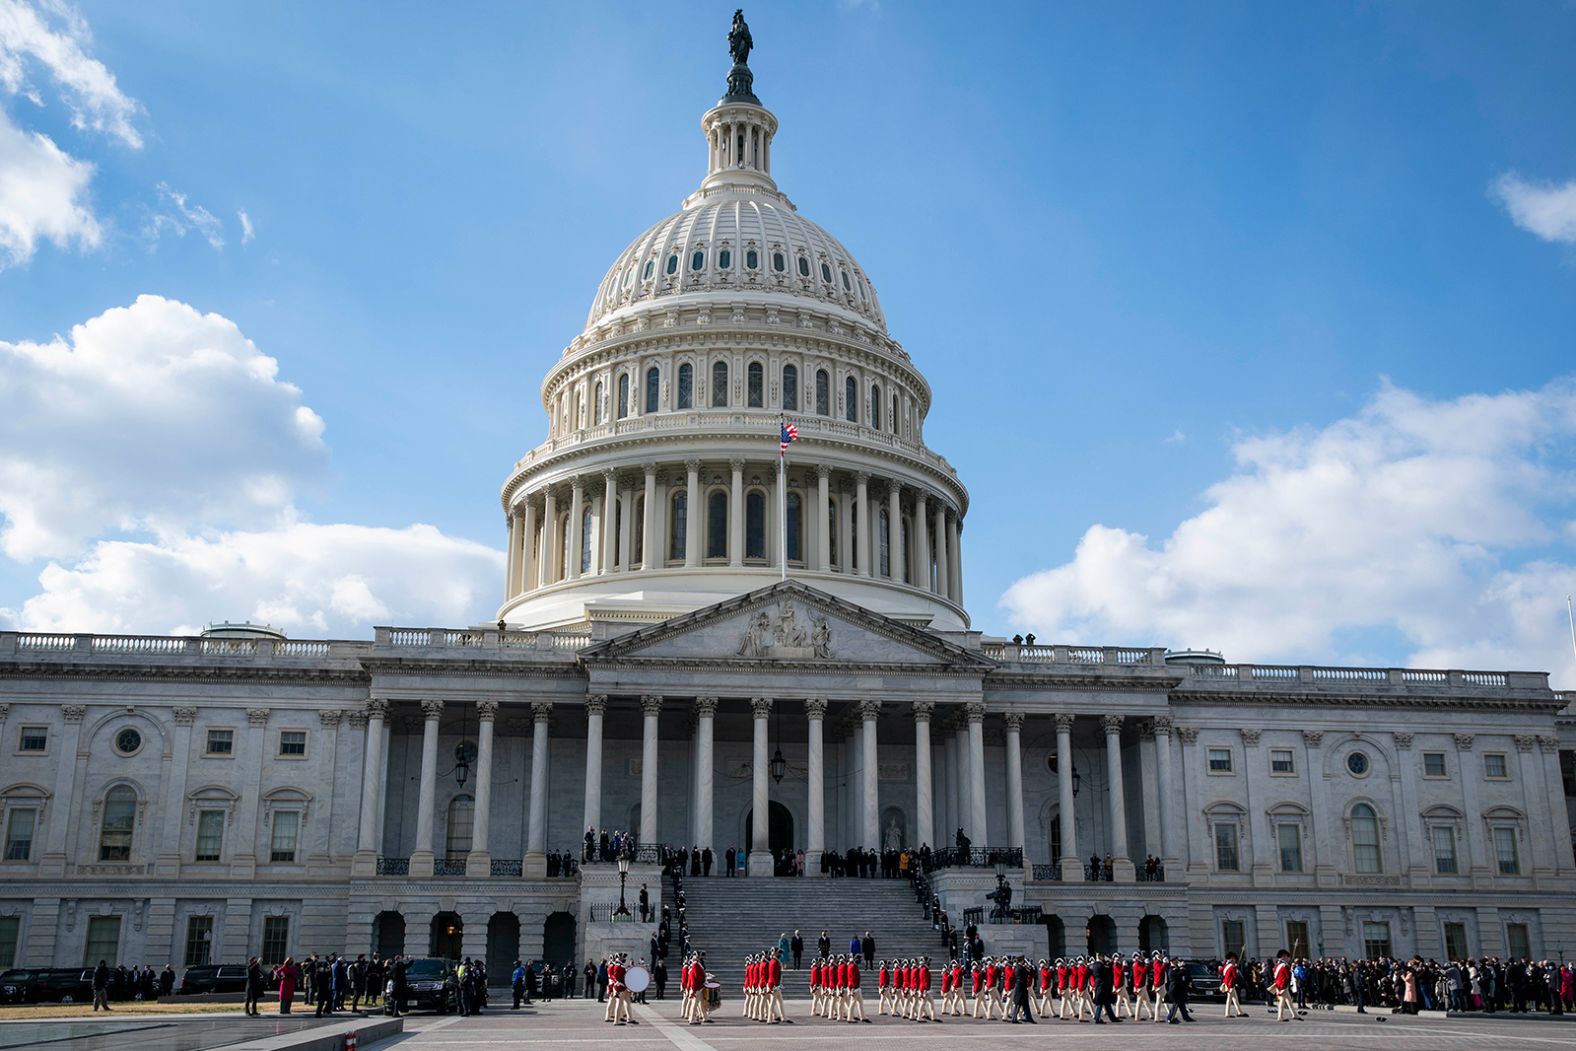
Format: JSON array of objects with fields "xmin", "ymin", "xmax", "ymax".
[
  {"xmin": 1091, "ymin": 953, "xmax": 1118, "ymax": 1024},
  {"xmin": 1165, "ymin": 955, "xmax": 1195, "ymax": 1023},
  {"xmin": 702, "ymin": 847, "xmax": 713, "ymax": 876},
  {"xmin": 818, "ymin": 931, "xmax": 831, "ymax": 959},
  {"xmin": 1009, "ymin": 954, "xmax": 1035, "ymax": 1023},
  {"xmin": 725, "ymin": 846, "xmax": 737, "ymax": 876},
  {"xmin": 790, "ymin": 930, "xmax": 804, "ymax": 969},
  {"xmin": 862, "ymin": 932, "xmax": 876, "ymax": 970}
]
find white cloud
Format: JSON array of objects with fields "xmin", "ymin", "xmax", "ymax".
[
  {"xmin": 1163, "ymin": 427, "xmax": 1186, "ymax": 444},
  {"xmin": 147, "ymin": 181, "xmax": 224, "ymax": 250},
  {"xmin": 237, "ymin": 208, "xmax": 254, "ymax": 244},
  {"xmin": 6, "ymin": 522, "xmax": 503, "ymax": 637},
  {"xmin": 1000, "ymin": 380, "xmax": 1576, "ymax": 687},
  {"xmin": 0, "ymin": 294, "xmax": 326, "ymax": 560},
  {"xmin": 0, "ymin": 0, "xmax": 141, "ymax": 147},
  {"xmin": 0, "ymin": 104, "xmax": 97, "ymax": 265},
  {"xmin": 1493, "ymin": 173, "xmax": 1576, "ymax": 245}
]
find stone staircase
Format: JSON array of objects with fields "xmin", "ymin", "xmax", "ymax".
[{"xmin": 680, "ymin": 877, "xmax": 949, "ymax": 996}]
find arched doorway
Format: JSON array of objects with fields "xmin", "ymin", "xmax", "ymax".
[
  {"xmin": 1043, "ymin": 915, "xmax": 1066, "ymax": 958},
  {"xmin": 430, "ymin": 912, "xmax": 463, "ymax": 959},
  {"xmin": 744, "ymin": 801, "xmax": 795, "ymax": 870},
  {"xmin": 487, "ymin": 913, "xmax": 520, "ymax": 980},
  {"xmin": 1086, "ymin": 914, "xmax": 1116, "ymax": 955},
  {"xmin": 374, "ymin": 911, "xmax": 406, "ymax": 958},
  {"xmin": 1139, "ymin": 915, "xmax": 1170, "ymax": 955},
  {"xmin": 543, "ymin": 911, "xmax": 577, "ymax": 967}
]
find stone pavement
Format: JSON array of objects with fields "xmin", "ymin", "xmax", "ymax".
[{"xmin": 386, "ymin": 999, "xmax": 1576, "ymax": 1050}]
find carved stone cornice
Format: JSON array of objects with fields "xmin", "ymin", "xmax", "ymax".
[
  {"xmin": 1176, "ymin": 726, "xmax": 1200, "ymax": 744},
  {"xmin": 366, "ymin": 698, "xmax": 391, "ymax": 719},
  {"xmin": 347, "ymin": 711, "xmax": 370, "ymax": 730},
  {"xmin": 475, "ymin": 701, "xmax": 500, "ymax": 722},
  {"xmin": 1149, "ymin": 715, "xmax": 1172, "ymax": 736},
  {"xmin": 1239, "ymin": 728, "xmax": 1260, "ymax": 747},
  {"xmin": 1453, "ymin": 733, "xmax": 1474, "ymax": 751},
  {"xmin": 1302, "ymin": 730, "xmax": 1323, "ymax": 747},
  {"xmin": 420, "ymin": 699, "xmax": 445, "ymax": 720},
  {"xmin": 962, "ymin": 701, "xmax": 985, "ymax": 724},
  {"xmin": 62, "ymin": 705, "xmax": 87, "ymax": 723},
  {"xmin": 1393, "ymin": 732, "xmax": 1413, "ymax": 750},
  {"xmin": 585, "ymin": 694, "xmax": 608, "ymax": 716},
  {"xmin": 640, "ymin": 695, "xmax": 664, "ymax": 717},
  {"xmin": 751, "ymin": 696, "xmax": 774, "ymax": 719},
  {"xmin": 814, "ymin": 463, "xmax": 832, "ymax": 480},
  {"xmin": 728, "ymin": 457, "xmax": 745, "ymax": 472},
  {"xmin": 803, "ymin": 697, "xmax": 828, "ymax": 719},
  {"xmin": 685, "ymin": 458, "xmax": 701, "ymax": 474},
  {"xmin": 1514, "ymin": 734, "xmax": 1536, "ymax": 753},
  {"xmin": 172, "ymin": 706, "xmax": 198, "ymax": 726},
  {"xmin": 1000, "ymin": 710, "xmax": 1024, "ymax": 732},
  {"xmin": 693, "ymin": 696, "xmax": 719, "ymax": 718},
  {"xmin": 1101, "ymin": 714, "xmax": 1125, "ymax": 735},
  {"xmin": 1052, "ymin": 713, "xmax": 1075, "ymax": 733},
  {"xmin": 319, "ymin": 709, "xmax": 344, "ymax": 728},
  {"xmin": 247, "ymin": 707, "xmax": 271, "ymax": 727},
  {"xmin": 1538, "ymin": 735, "xmax": 1560, "ymax": 753},
  {"xmin": 531, "ymin": 701, "xmax": 555, "ymax": 723},
  {"xmin": 912, "ymin": 700, "xmax": 936, "ymax": 723},
  {"xmin": 857, "ymin": 699, "xmax": 882, "ymax": 720}
]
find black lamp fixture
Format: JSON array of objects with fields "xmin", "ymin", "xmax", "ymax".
[
  {"xmin": 614, "ymin": 854, "xmax": 631, "ymax": 918},
  {"xmin": 444, "ymin": 704, "xmax": 475, "ymax": 788},
  {"xmin": 769, "ymin": 707, "xmax": 786, "ymax": 784},
  {"xmin": 1071, "ymin": 764, "xmax": 1082, "ymax": 798}
]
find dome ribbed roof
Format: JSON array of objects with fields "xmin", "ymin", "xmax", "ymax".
[{"xmin": 586, "ymin": 196, "xmax": 887, "ymax": 334}]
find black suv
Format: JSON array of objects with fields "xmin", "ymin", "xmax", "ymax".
[
  {"xmin": 178, "ymin": 964, "xmax": 256, "ymax": 995},
  {"xmin": 1181, "ymin": 960, "xmax": 1225, "ymax": 1002},
  {"xmin": 0, "ymin": 969, "xmax": 38, "ymax": 1004},
  {"xmin": 4, "ymin": 968, "xmax": 95, "ymax": 1003},
  {"xmin": 385, "ymin": 958, "xmax": 459, "ymax": 1014}
]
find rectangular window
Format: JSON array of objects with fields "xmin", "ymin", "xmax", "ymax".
[
  {"xmin": 1207, "ymin": 748, "xmax": 1233, "ymax": 773},
  {"xmin": 1492, "ymin": 826, "xmax": 1519, "ymax": 875},
  {"xmin": 1423, "ymin": 752, "xmax": 1447, "ymax": 777},
  {"xmin": 194, "ymin": 810, "xmax": 225, "ymax": 862},
  {"xmin": 0, "ymin": 915, "xmax": 17, "ymax": 967},
  {"xmin": 1362, "ymin": 921, "xmax": 1392, "ymax": 960},
  {"xmin": 1432, "ymin": 825, "xmax": 1458, "ymax": 875},
  {"xmin": 4, "ymin": 808, "xmax": 36, "ymax": 861},
  {"xmin": 269, "ymin": 811, "xmax": 300, "ymax": 863},
  {"xmin": 83, "ymin": 915, "xmax": 121, "ymax": 967},
  {"xmin": 1213, "ymin": 822, "xmax": 1239, "ymax": 871},
  {"xmin": 1443, "ymin": 922, "xmax": 1469, "ymax": 961},
  {"xmin": 278, "ymin": 731, "xmax": 307, "ymax": 757},
  {"xmin": 261, "ymin": 916, "xmax": 290, "ymax": 965},
  {"xmin": 1285, "ymin": 920, "xmax": 1310, "ymax": 957},
  {"xmin": 205, "ymin": 729, "xmax": 233, "ymax": 756},
  {"xmin": 1276, "ymin": 822, "xmax": 1303, "ymax": 872},
  {"xmin": 1506, "ymin": 922, "xmax": 1531, "ymax": 960},
  {"xmin": 1269, "ymin": 748, "xmax": 1295, "ymax": 774},
  {"xmin": 18, "ymin": 726, "xmax": 47, "ymax": 752},
  {"xmin": 1484, "ymin": 753, "xmax": 1509, "ymax": 779},
  {"xmin": 1221, "ymin": 919, "xmax": 1245, "ymax": 958},
  {"xmin": 184, "ymin": 916, "xmax": 214, "ymax": 967}
]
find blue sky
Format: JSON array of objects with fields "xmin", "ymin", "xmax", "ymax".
[{"xmin": 1, "ymin": 1, "xmax": 1574, "ymax": 685}]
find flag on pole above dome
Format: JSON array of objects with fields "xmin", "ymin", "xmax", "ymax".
[{"xmin": 780, "ymin": 420, "xmax": 799, "ymax": 455}]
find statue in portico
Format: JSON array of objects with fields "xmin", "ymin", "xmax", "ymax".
[
  {"xmin": 883, "ymin": 817, "xmax": 903, "ymax": 851},
  {"xmin": 810, "ymin": 615, "xmax": 832, "ymax": 658},
  {"xmin": 738, "ymin": 610, "xmax": 771, "ymax": 657},
  {"xmin": 775, "ymin": 603, "xmax": 808, "ymax": 647}
]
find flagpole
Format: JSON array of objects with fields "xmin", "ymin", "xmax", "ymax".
[
  {"xmin": 1567, "ymin": 595, "xmax": 1575, "ymax": 671},
  {"xmin": 779, "ymin": 414, "xmax": 788, "ymax": 581}
]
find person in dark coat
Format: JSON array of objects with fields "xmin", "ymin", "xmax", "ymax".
[
  {"xmin": 245, "ymin": 956, "xmax": 265, "ymax": 1016},
  {"xmin": 818, "ymin": 931, "xmax": 831, "ymax": 959},
  {"xmin": 1010, "ymin": 955, "xmax": 1037, "ymax": 1022},
  {"xmin": 313, "ymin": 957, "xmax": 333, "ymax": 1016},
  {"xmin": 159, "ymin": 964, "xmax": 176, "ymax": 998},
  {"xmin": 1165, "ymin": 956, "xmax": 1195, "ymax": 1023},
  {"xmin": 1090, "ymin": 954, "xmax": 1118, "ymax": 1023},
  {"xmin": 92, "ymin": 960, "xmax": 111, "ymax": 1011},
  {"xmin": 389, "ymin": 956, "xmax": 408, "ymax": 1017}
]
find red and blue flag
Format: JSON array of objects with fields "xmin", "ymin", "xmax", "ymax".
[{"xmin": 779, "ymin": 421, "xmax": 799, "ymax": 454}]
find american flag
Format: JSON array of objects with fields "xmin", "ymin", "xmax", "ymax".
[{"xmin": 779, "ymin": 421, "xmax": 799, "ymax": 454}]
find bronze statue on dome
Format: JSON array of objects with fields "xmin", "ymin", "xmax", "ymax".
[{"xmin": 729, "ymin": 10, "xmax": 753, "ymax": 67}]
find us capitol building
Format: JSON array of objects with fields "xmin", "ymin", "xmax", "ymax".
[{"xmin": 2, "ymin": 22, "xmax": 1574, "ymax": 977}]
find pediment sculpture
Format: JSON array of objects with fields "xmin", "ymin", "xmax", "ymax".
[{"xmin": 737, "ymin": 602, "xmax": 832, "ymax": 659}]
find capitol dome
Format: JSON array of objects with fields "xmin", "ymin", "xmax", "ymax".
[{"xmin": 495, "ymin": 36, "xmax": 970, "ymax": 633}]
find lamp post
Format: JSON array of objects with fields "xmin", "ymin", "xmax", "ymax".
[{"xmin": 615, "ymin": 854, "xmax": 631, "ymax": 919}]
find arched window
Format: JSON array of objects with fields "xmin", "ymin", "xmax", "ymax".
[
  {"xmin": 445, "ymin": 794, "xmax": 475, "ymax": 862},
  {"xmin": 899, "ymin": 517, "xmax": 910, "ymax": 582},
  {"xmin": 677, "ymin": 363, "xmax": 693, "ymax": 409},
  {"xmin": 617, "ymin": 374, "xmax": 629, "ymax": 419},
  {"xmin": 745, "ymin": 491, "xmax": 767, "ymax": 559},
  {"xmin": 612, "ymin": 501, "xmax": 622, "ymax": 569},
  {"xmin": 786, "ymin": 491, "xmax": 803, "ymax": 562},
  {"xmin": 560, "ymin": 512, "xmax": 572, "ymax": 579},
  {"xmin": 594, "ymin": 381, "xmax": 604, "ymax": 424},
  {"xmin": 580, "ymin": 505, "xmax": 594, "ymax": 572},
  {"xmin": 841, "ymin": 269, "xmax": 851, "ymax": 291},
  {"xmin": 849, "ymin": 499, "xmax": 859, "ymax": 572},
  {"xmin": 99, "ymin": 785, "xmax": 136, "ymax": 861},
  {"xmin": 643, "ymin": 259, "xmax": 655, "ymax": 281},
  {"xmin": 665, "ymin": 253, "xmax": 678, "ymax": 276},
  {"xmin": 782, "ymin": 364, "xmax": 799, "ymax": 411},
  {"xmin": 871, "ymin": 383, "xmax": 882, "ymax": 430},
  {"xmin": 772, "ymin": 251, "xmax": 786, "ymax": 272},
  {"xmin": 844, "ymin": 376, "xmax": 858, "ymax": 422},
  {"xmin": 706, "ymin": 491, "xmax": 728, "ymax": 559},
  {"xmin": 711, "ymin": 362, "xmax": 729, "ymax": 407},
  {"xmin": 747, "ymin": 362, "xmax": 764, "ymax": 407},
  {"xmin": 827, "ymin": 498, "xmax": 839, "ymax": 566},
  {"xmin": 670, "ymin": 491, "xmax": 687, "ymax": 561},
  {"xmin": 645, "ymin": 367, "xmax": 660, "ymax": 413},
  {"xmin": 718, "ymin": 248, "xmax": 732, "ymax": 269},
  {"xmin": 820, "ymin": 261, "xmax": 833, "ymax": 283},
  {"xmin": 815, "ymin": 369, "xmax": 830, "ymax": 416},
  {"xmin": 891, "ymin": 393, "xmax": 899, "ymax": 433},
  {"xmin": 1351, "ymin": 804, "xmax": 1382, "ymax": 874},
  {"xmin": 746, "ymin": 248, "xmax": 759, "ymax": 270},
  {"xmin": 632, "ymin": 496, "xmax": 645, "ymax": 565},
  {"xmin": 878, "ymin": 508, "xmax": 890, "ymax": 576},
  {"xmin": 797, "ymin": 255, "xmax": 811, "ymax": 277},
  {"xmin": 691, "ymin": 248, "xmax": 705, "ymax": 271}
]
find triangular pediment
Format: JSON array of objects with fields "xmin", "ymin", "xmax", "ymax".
[{"xmin": 579, "ymin": 581, "xmax": 992, "ymax": 669}]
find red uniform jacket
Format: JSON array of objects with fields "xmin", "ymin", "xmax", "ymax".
[
  {"xmin": 1151, "ymin": 960, "xmax": 1167, "ymax": 990},
  {"xmin": 1132, "ymin": 960, "xmax": 1147, "ymax": 988},
  {"xmin": 768, "ymin": 959, "xmax": 781, "ymax": 988},
  {"xmin": 848, "ymin": 963, "xmax": 861, "ymax": 989}
]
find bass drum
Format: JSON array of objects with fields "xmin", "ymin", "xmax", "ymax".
[{"xmin": 625, "ymin": 966, "xmax": 651, "ymax": 993}]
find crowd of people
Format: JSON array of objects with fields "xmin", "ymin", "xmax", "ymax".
[{"xmin": 83, "ymin": 961, "xmax": 177, "ymax": 1007}]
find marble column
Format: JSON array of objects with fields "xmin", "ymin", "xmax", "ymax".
[
  {"xmin": 505, "ymin": 512, "xmax": 521, "ymax": 598},
  {"xmin": 887, "ymin": 483, "xmax": 903, "ymax": 580},
  {"xmin": 1152, "ymin": 716, "xmax": 1176, "ymax": 872},
  {"xmin": 601, "ymin": 471, "xmax": 618, "ymax": 573},
  {"xmin": 1102, "ymin": 714, "xmax": 1134, "ymax": 880},
  {"xmin": 639, "ymin": 695, "xmax": 661, "ymax": 845},
  {"xmin": 914, "ymin": 491, "xmax": 930, "ymax": 590},
  {"xmin": 525, "ymin": 701, "xmax": 552, "ymax": 876},
  {"xmin": 1539, "ymin": 736, "xmax": 1575, "ymax": 875},
  {"xmin": 952, "ymin": 718, "xmax": 969, "ymax": 843},
  {"xmin": 353, "ymin": 699, "xmax": 389, "ymax": 874},
  {"xmin": 729, "ymin": 459, "xmax": 745, "ymax": 567},
  {"xmin": 815, "ymin": 466, "xmax": 831, "ymax": 571},
  {"xmin": 410, "ymin": 699, "xmax": 444, "ymax": 878},
  {"xmin": 541, "ymin": 488, "xmax": 558, "ymax": 587},
  {"xmin": 567, "ymin": 476, "xmax": 585, "ymax": 580},
  {"xmin": 582, "ymin": 695, "xmax": 606, "ymax": 841},
  {"xmin": 156, "ymin": 706, "xmax": 198, "ymax": 875},
  {"xmin": 805, "ymin": 698, "xmax": 827, "ymax": 874},
  {"xmin": 947, "ymin": 512, "xmax": 963, "ymax": 606},
  {"xmin": 466, "ymin": 701, "xmax": 500, "ymax": 877},
  {"xmin": 749, "ymin": 697, "xmax": 773, "ymax": 876},
  {"xmin": 617, "ymin": 484, "xmax": 633, "ymax": 570},
  {"xmin": 913, "ymin": 702, "xmax": 934, "ymax": 848},
  {"xmin": 854, "ymin": 473, "xmax": 872, "ymax": 577},
  {"xmin": 1003, "ymin": 711, "xmax": 1026, "ymax": 854},
  {"xmin": 685, "ymin": 460, "xmax": 701, "ymax": 567},
  {"xmin": 1055, "ymin": 713, "xmax": 1080, "ymax": 880},
  {"xmin": 860, "ymin": 700, "xmax": 881, "ymax": 847},
  {"xmin": 694, "ymin": 697, "xmax": 717, "ymax": 852},
  {"xmin": 521, "ymin": 499, "xmax": 537, "ymax": 593},
  {"xmin": 933, "ymin": 505, "xmax": 949, "ymax": 598},
  {"xmin": 641, "ymin": 463, "xmax": 658, "ymax": 570},
  {"xmin": 965, "ymin": 702, "xmax": 988, "ymax": 846}
]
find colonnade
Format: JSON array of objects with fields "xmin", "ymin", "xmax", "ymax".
[
  {"xmin": 354, "ymin": 698, "xmax": 1168, "ymax": 881},
  {"xmin": 502, "ymin": 463, "xmax": 964, "ymax": 605}
]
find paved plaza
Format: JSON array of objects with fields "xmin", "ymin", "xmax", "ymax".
[{"xmin": 388, "ymin": 1000, "xmax": 1575, "ymax": 1051}]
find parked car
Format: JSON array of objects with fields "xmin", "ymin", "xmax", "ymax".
[
  {"xmin": 178, "ymin": 963, "xmax": 256, "ymax": 995},
  {"xmin": 1182, "ymin": 960, "xmax": 1225, "ymax": 1002},
  {"xmin": 4, "ymin": 968, "xmax": 95, "ymax": 1004},
  {"xmin": 385, "ymin": 958, "xmax": 459, "ymax": 1014},
  {"xmin": 0, "ymin": 968, "xmax": 39, "ymax": 1004}
]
